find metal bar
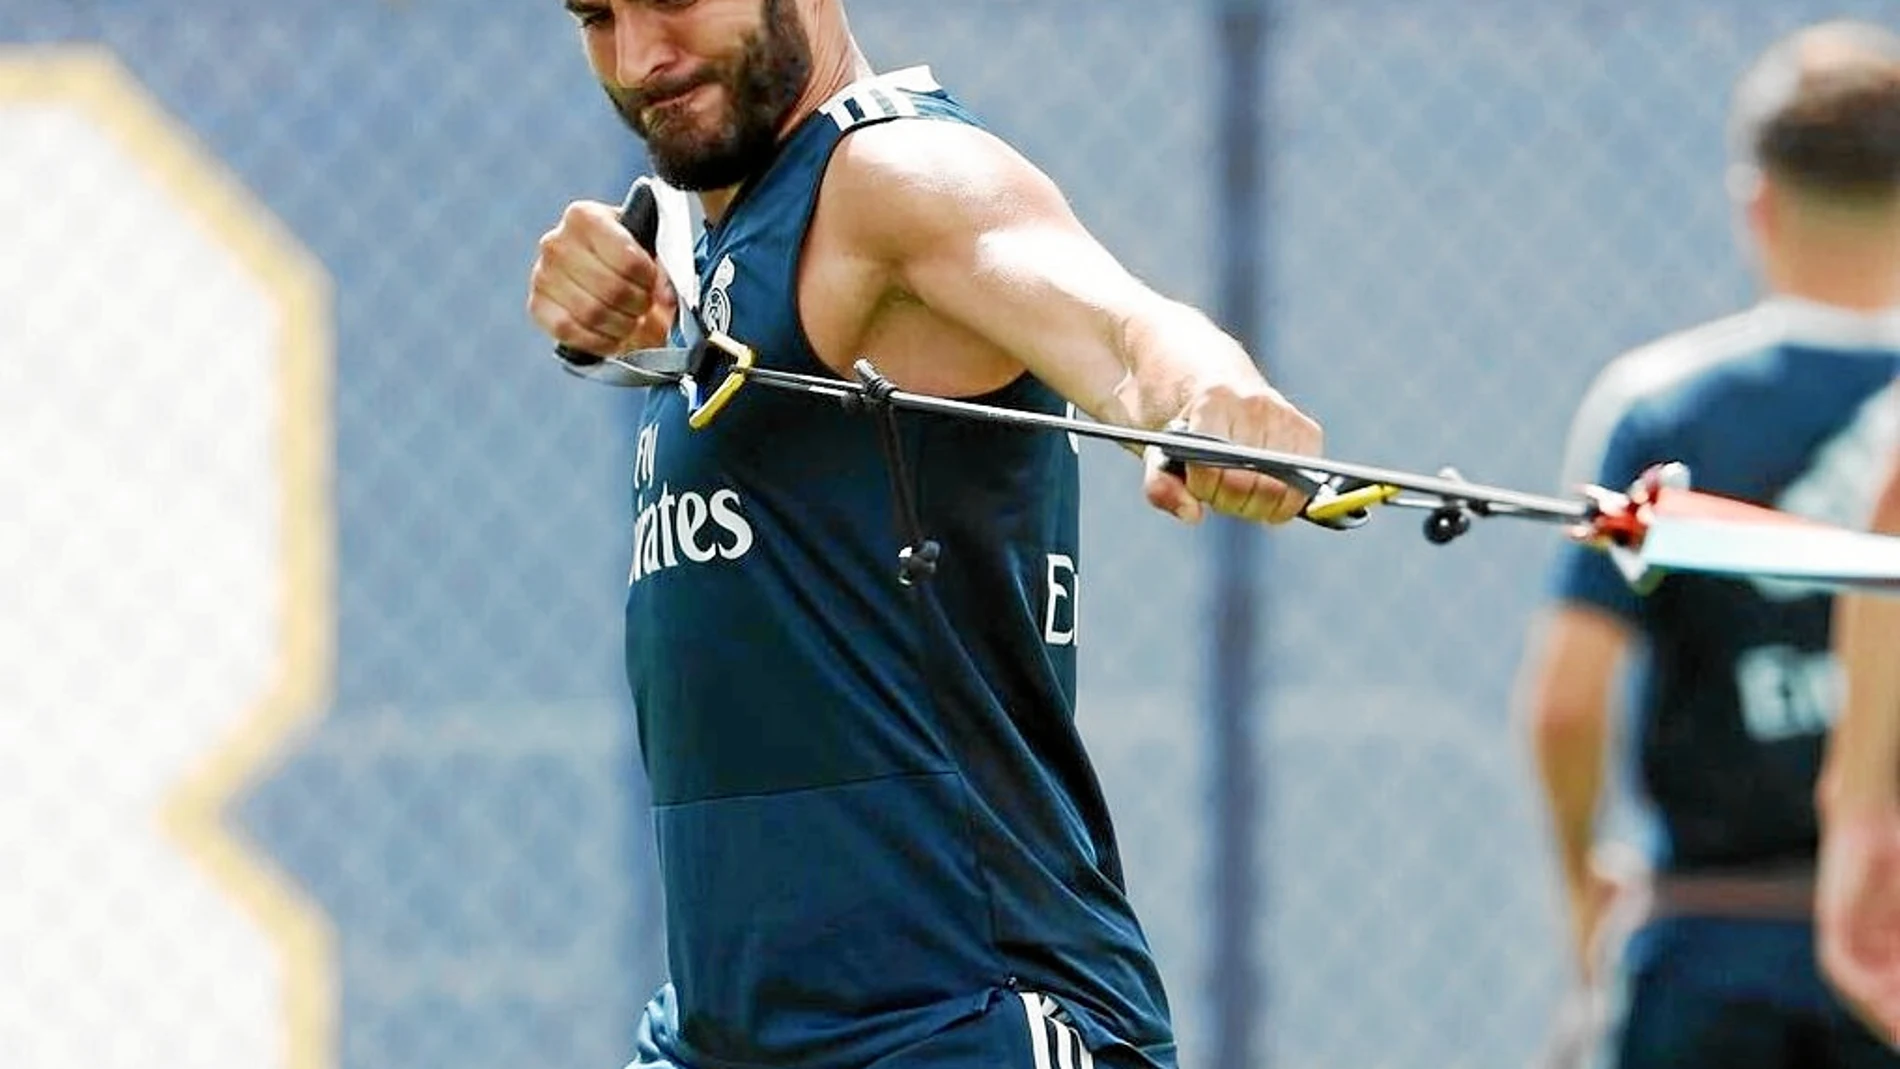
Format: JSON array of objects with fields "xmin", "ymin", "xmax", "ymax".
[{"xmin": 660, "ymin": 361, "xmax": 1593, "ymax": 525}]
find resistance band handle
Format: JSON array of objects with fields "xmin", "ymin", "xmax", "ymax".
[
  {"xmin": 553, "ymin": 180, "xmax": 662, "ymax": 367},
  {"xmin": 1155, "ymin": 427, "xmax": 1325, "ymax": 499},
  {"xmin": 1156, "ymin": 427, "xmax": 1383, "ymax": 530}
]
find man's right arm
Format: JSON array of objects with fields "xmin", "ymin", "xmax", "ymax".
[
  {"xmin": 1518, "ymin": 376, "xmax": 1656, "ymax": 982},
  {"xmin": 1515, "ymin": 603, "xmax": 1634, "ymax": 981}
]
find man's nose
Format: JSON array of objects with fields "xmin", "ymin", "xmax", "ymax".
[{"xmin": 614, "ymin": 6, "xmax": 681, "ymax": 91}]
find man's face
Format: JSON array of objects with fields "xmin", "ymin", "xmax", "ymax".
[{"xmin": 577, "ymin": 0, "xmax": 813, "ymax": 191}]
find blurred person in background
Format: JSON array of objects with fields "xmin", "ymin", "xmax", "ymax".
[
  {"xmin": 526, "ymin": 1, "xmax": 1323, "ymax": 1068},
  {"xmin": 1818, "ymin": 453, "xmax": 1900, "ymax": 1048},
  {"xmin": 1514, "ymin": 18, "xmax": 1900, "ymax": 1069}
]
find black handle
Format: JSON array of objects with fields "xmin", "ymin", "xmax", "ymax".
[
  {"xmin": 1156, "ymin": 429, "xmax": 1324, "ymax": 499},
  {"xmin": 552, "ymin": 180, "xmax": 662, "ymax": 366}
]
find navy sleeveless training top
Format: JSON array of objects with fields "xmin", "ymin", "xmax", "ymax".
[{"xmin": 621, "ymin": 66, "xmax": 1176, "ymax": 1068}]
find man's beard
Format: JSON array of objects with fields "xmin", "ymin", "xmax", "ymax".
[{"xmin": 605, "ymin": 0, "xmax": 813, "ymax": 191}]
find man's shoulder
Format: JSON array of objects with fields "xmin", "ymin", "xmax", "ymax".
[
  {"xmin": 812, "ymin": 65, "xmax": 974, "ymax": 132},
  {"xmin": 781, "ymin": 66, "xmax": 1000, "ymax": 207},
  {"xmin": 1557, "ymin": 306, "xmax": 1776, "ymax": 485},
  {"xmin": 822, "ymin": 91, "xmax": 1011, "ymax": 180},
  {"xmin": 1584, "ymin": 307, "xmax": 1778, "ymax": 419},
  {"xmin": 815, "ymin": 86, "xmax": 1057, "ymax": 250}
]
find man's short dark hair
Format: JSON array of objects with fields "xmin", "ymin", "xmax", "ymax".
[{"xmin": 1731, "ymin": 20, "xmax": 1900, "ymax": 205}]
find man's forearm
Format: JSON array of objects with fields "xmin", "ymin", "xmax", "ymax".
[
  {"xmin": 1098, "ymin": 296, "xmax": 1276, "ymax": 431},
  {"xmin": 1518, "ymin": 610, "xmax": 1629, "ymax": 982},
  {"xmin": 1533, "ymin": 700, "xmax": 1610, "ymax": 887}
]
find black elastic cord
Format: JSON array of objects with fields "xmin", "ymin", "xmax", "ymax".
[{"xmin": 848, "ymin": 361, "xmax": 941, "ymax": 586}]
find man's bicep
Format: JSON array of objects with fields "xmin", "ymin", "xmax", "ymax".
[{"xmin": 836, "ymin": 121, "xmax": 1156, "ymax": 415}]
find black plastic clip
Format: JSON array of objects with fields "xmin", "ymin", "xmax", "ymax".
[
  {"xmin": 1423, "ymin": 502, "xmax": 1473, "ymax": 544},
  {"xmin": 1419, "ymin": 467, "xmax": 1492, "ymax": 545}
]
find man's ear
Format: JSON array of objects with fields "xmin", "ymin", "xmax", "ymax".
[
  {"xmin": 1748, "ymin": 166, "xmax": 1779, "ymax": 242},
  {"xmin": 1726, "ymin": 162, "xmax": 1775, "ymax": 264}
]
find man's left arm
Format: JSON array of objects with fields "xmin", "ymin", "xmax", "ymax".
[{"xmin": 826, "ymin": 118, "xmax": 1321, "ymax": 526}]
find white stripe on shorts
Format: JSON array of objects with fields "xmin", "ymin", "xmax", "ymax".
[
  {"xmin": 1019, "ymin": 992, "xmax": 1052, "ymax": 1069},
  {"xmin": 1018, "ymin": 991, "xmax": 1093, "ymax": 1069}
]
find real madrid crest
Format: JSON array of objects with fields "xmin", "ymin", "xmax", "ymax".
[{"xmin": 703, "ymin": 255, "xmax": 736, "ymax": 336}]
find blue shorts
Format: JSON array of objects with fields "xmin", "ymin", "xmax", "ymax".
[
  {"xmin": 1597, "ymin": 917, "xmax": 1900, "ymax": 1069},
  {"xmin": 623, "ymin": 983, "xmax": 1171, "ymax": 1069}
]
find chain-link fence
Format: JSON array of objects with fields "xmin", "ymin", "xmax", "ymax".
[
  {"xmin": 1257, "ymin": 3, "xmax": 1900, "ymax": 1068},
  {"xmin": 3, "ymin": 2, "xmax": 1889, "ymax": 1068}
]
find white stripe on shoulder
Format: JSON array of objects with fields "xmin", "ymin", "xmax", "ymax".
[
  {"xmin": 817, "ymin": 65, "xmax": 941, "ymax": 131},
  {"xmin": 1770, "ymin": 295, "xmax": 1900, "ymax": 351},
  {"xmin": 1557, "ymin": 306, "xmax": 1774, "ymax": 491}
]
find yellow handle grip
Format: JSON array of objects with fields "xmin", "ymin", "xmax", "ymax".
[{"xmin": 1305, "ymin": 483, "xmax": 1401, "ymax": 523}]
